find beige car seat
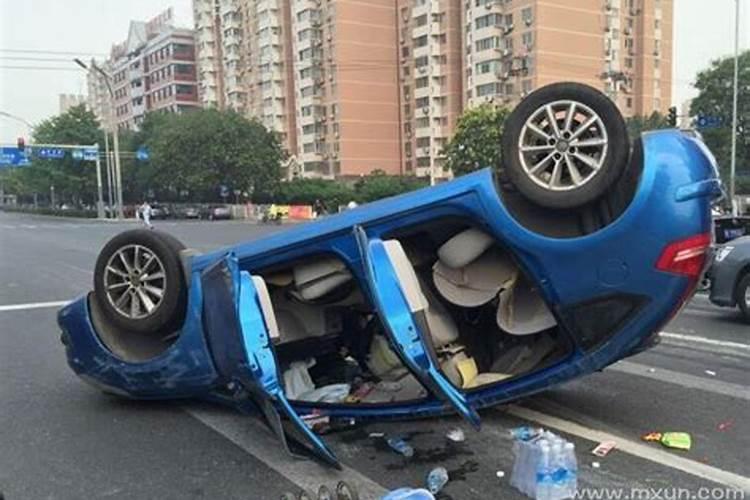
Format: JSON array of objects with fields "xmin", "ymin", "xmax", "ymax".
[{"xmin": 292, "ymin": 256, "xmax": 353, "ymax": 301}]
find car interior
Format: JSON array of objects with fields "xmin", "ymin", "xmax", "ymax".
[{"xmin": 257, "ymin": 218, "xmax": 573, "ymax": 405}]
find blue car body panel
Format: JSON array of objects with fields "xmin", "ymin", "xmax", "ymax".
[{"xmin": 58, "ymin": 130, "xmax": 721, "ymax": 445}]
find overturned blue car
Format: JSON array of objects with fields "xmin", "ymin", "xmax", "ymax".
[{"xmin": 58, "ymin": 83, "xmax": 722, "ymax": 468}]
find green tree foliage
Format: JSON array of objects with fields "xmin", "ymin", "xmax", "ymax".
[
  {"xmin": 145, "ymin": 109, "xmax": 284, "ymax": 201},
  {"xmin": 352, "ymin": 169, "xmax": 428, "ymax": 202},
  {"xmin": 9, "ymin": 104, "xmax": 102, "ymax": 205},
  {"xmin": 443, "ymin": 104, "xmax": 510, "ymax": 176},
  {"xmin": 691, "ymin": 50, "xmax": 750, "ymax": 193},
  {"xmin": 625, "ymin": 112, "xmax": 671, "ymax": 140}
]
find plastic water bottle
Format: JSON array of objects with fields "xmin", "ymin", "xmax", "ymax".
[
  {"xmin": 549, "ymin": 441, "xmax": 566, "ymax": 500},
  {"xmin": 426, "ymin": 466, "xmax": 449, "ymax": 494},
  {"xmin": 563, "ymin": 442, "xmax": 578, "ymax": 498},
  {"xmin": 387, "ymin": 437, "xmax": 414, "ymax": 457},
  {"xmin": 535, "ymin": 441, "xmax": 553, "ymax": 500}
]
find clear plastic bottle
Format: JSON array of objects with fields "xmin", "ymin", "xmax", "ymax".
[
  {"xmin": 535, "ymin": 441, "xmax": 553, "ymax": 500},
  {"xmin": 549, "ymin": 441, "xmax": 566, "ymax": 500},
  {"xmin": 562, "ymin": 442, "xmax": 578, "ymax": 498},
  {"xmin": 426, "ymin": 466, "xmax": 449, "ymax": 494}
]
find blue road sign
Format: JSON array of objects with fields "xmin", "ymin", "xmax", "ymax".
[
  {"xmin": 696, "ymin": 115, "xmax": 724, "ymax": 129},
  {"xmin": 83, "ymin": 148, "xmax": 98, "ymax": 161},
  {"xmin": 72, "ymin": 149, "xmax": 83, "ymax": 160},
  {"xmin": 36, "ymin": 147, "xmax": 65, "ymax": 159},
  {"xmin": 219, "ymin": 185, "xmax": 229, "ymax": 198},
  {"xmin": 136, "ymin": 146, "xmax": 150, "ymax": 161},
  {"xmin": 0, "ymin": 147, "xmax": 31, "ymax": 167}
]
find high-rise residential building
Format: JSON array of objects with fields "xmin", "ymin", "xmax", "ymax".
[
  {"xmin": 58, "ymin": 94, "xmax": 87, "ymax": 114},
  {"xmin": 194, "ymin": 0, "xmax": 672, "ymax": 180},
  {"xmin": 86, "ymin": 61, "xmax": 113, "ymax": 127},
  {"xmin": 464, "ymin": 0, "xmax": 673, "ymax": 118},
  {"xmin": 87, "ymin": 9, "xmax": 200, "ymax": 131}
]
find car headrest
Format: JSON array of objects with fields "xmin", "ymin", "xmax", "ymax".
[
  {"xmin": 293, "ymin": 256, "xmax": 353, "ymax": 300},
  {"xmin": 437, "ymin": 228, "xmax": 494, "ymax": 269},
  {"xmin": 496, "ymin": 275, "xmax": 557, "ymax": 335},
  {"xmin": 433, "ymin": 248, "xmax": 516, "ymax": 307}
]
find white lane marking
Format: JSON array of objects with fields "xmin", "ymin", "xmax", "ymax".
[
  {"xmin": 609, "ymin": 360, "xmax": 750, "ymax": 401},
  {"xmin": 661, "ymin": 331, "xmax": 750, "ymax": 352},
  {"xmin": 506, "ymin": 405, "xmax": 750, "ymax": 492},
  {"xmin": 187, "ymin": 407, "xmax": 389, "ymax": 498},
  {"xmin": 0, "ymin": 300, "xmax": 70, "ymax": 312}
]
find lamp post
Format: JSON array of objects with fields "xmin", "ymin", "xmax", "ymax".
[
  {"xmin": 729, "ymin": 0, "xmax": 741, "ymax": 215},
  {"xmin": 74, "ymin": 58, "xmax": 124, "ymax": 219}
]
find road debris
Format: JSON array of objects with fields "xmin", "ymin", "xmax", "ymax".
[
  {"xmin": 496, "ymin": 470, "xmax": 506, "ymax": 479},
  {"xmin": 510, "ymin": 426, "xmax": 578, "ymax": 498},
  {"xmin": 446, "ymin": 428, "xmax": 466, "ymax": 443},
  {"xmin": 717, "ymin": 420, "xmax": 734, "ymax": 432},
  {"xmin": 380, "ymin": 488, "xmax": 435, "ymax": 500},
  {"xmin": 642, "ymin": 432, "xmax": 692, "ymax": 451},
  {"xmin": 369, "ymin": 432, "xmax": 386, "ymax": 438},
  {"xmin": 387, "ymin": 436, "xmax": 415, "ymax": 457},
  {"xmin": 592, "ymin": 461, "xmax": 601, "ymax": 469},
  {"xmin": 704, "ymin": 370, "xmax": 717, "ymax": 377},
  {"xmin": 426, "ymin": 466, "xmax": 449, "ymax": 494},
  {"xmin": 591, "ymin": 440, "xmax": 617, "ymax": 457}
]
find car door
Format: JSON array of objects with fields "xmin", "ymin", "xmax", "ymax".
[
  {"xmin": 201, "ymin": 255, "xmax": 340, "ymax": 468},
  {"xmin": 355, "ymin": 227, "xmax": 481, "ymax": 429}
]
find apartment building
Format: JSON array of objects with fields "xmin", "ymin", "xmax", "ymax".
[
  {"xmin": 194, "ymin": 0, "xmax": 672, "ymax": 179},
  {"xmin": 86, "ymin": 61, "xmax": 113, "ymax": 127},
  {"xmin": 58, "ymin": 94, "xmax": 87, "ymax": 114},
  {"xmin": 88, "ymin": 9, "xmax": 200, "ymax": 131},
  {"xmin": 464, "ymin": 0, "xmax": 673, "ymax": 117}
]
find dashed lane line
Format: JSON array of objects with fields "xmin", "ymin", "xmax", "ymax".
[
  {"xmin": 0, "ymin": 300, "xmax": 70, "ymax": 312},
  {"xmin": 660, "ymin": 331, "xmax": 750, "ymax": 352}
]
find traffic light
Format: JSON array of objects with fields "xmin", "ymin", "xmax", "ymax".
[
  {"xmin": 17, "ymin": 137, "xmax": 25, "ymax": 150},
  {"xmin": 667, "ymin": 106, "xmax": 677, "ymax": 127}
]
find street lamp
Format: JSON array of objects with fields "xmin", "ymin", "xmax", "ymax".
[
  {"xmin": 729, "ymin": 0, "xmax": 741, "ymax": 214},
  {"xmin": 74, "ymin": 58, "xmax": 124, "ymax": 219}
]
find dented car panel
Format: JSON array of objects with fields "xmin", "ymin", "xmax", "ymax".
[{"xmin": 58, "ymin": 129, "xmax": 721, "ymax": 465}]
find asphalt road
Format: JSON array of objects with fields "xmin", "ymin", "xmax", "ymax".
[{"xmin": 0, "ymin": 211, "xmax": 748, "ymax": 500}]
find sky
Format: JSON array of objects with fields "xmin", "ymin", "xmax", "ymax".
[{"xmin": 0, "ymin": 0, "xmax": 748, "ymax": 143}]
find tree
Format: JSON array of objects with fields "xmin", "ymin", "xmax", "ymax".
[
  {"xmin": 353, "ymin": 170, "xmax": 428, "ymax": 203},
  {"xmin": 442, "ymin": 104, "xmax": 510, "ymax": 177},
  {"xmin": 691, "ymin": 50, "xmax": 750, "ymax": 193},
  {"xmin": 8, "ymin": 105, "xmax": 103, "ymax": 205},
  {"xmin": 625, "ymin": 112, "xmax": 671, "ymax": 140},
  {"xmin": 145, "ymin": 109, "xmax": 284, "ymax": 201}
]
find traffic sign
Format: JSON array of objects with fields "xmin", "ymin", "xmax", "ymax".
[
  {"xmin": 136, "ymin": 146, "xmax": 150, "ymax": 161},
  {"xmin": 36, "ymin": 147, "xmax": 65, "ymax": 159},
  {"xmin": 72, "ymin": 147, "xmax": 98, "ymax": 161},
  {"xmin": 696, "ymin": 115, "xmax": 724, "ymax": 129},
  {"xmin": 0, "ymin": 147, "xmax": 31, "ymax": 167}
]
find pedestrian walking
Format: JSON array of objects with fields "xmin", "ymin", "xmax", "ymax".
[{"xmin": 139, "ymin": 201, "xmax": 153, "ymax": 229}]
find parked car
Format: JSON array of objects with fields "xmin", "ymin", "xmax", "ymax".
[
  {"xmin": 175, "ymin": 205, "xmax": 201, "ymax": 219},
  {"xmin": 708, "ymin": 235, "xmax": 750, "ymax": 323},
  {"xmin": 206, "ymin": 204, "xmax": 231, "ymax": 220},
  {"xmin": 150, "ymin": 203, "xmax": 171, "ymax": 220},
  {"xmin": 58, "ymin": 83, "xmax": 721, "ymax": 468},
  {"xmin": 713, "ymin": 215, "xmax": 750, "ymax": 244}
]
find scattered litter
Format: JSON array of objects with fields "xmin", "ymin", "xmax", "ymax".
[
  {"xmin": 591, "ymin": 462, "xmax": 601, "ymax": 469},
  {"xmin": 641, "ymin": 432, "xmax": 692, "ymax": 451},
  {"xmin": 717, "ymin": 420, "xmax": 734, "ymax": 432},
  {"xmin": 446, "ymin": 428, "xmax": 466, "ymax": 443},
  {"xmin": 496, "ymin": 470, "xmax": 506, "ymax": 479},
  {"xmin": 660, "ymin": 432, "xmax": 692, "ymax": 451},
  {"xmin": 426, "ymin": 466, "xmax": 449, "ymax": 494},
  {"xmin": 387, "ymin": 436, "xmax": 414, "ymax": 458},
  {"xmin": 648, "ymin": 368, "xmax": 656, "ymax": 373},
  {"xmin": 591, "ymin": 441, "xmax": 617, "ymax": 457},
  {"xmin": 369, "ymin": 432, "xmax": 385, "ymax": 438},
  {"xmin": 298, "ymin": 383, "xmax": 351, "ymax": 403},
  {"xmin": 510, "ymin": 427, "xmax": 577, "ymax": 499},
  {"xmin": 380, "ymin": 488, "xmax": 435, "ymax": 500},
  {"xmin": 704, "ymin": 370, "xmax": 717, "ymax": 377}
]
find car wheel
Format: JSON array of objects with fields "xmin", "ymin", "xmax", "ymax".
[
  {"xmin": 335, "ymin": 481, "xmax": 359, "ymax": 500},
  {"xmin": 501, "ymin": 82, "xmax": 630, "ymax": 209},
  {"xmin": 735, "ymin": 273, "xmax": 750, "ymax": 324},
  {"xmin": 93, "ymin": 229, "xmax": 187, "ymax": 334},
  {"xmin": 298, "ymin": 491, "xmax": 314, "ymax": 500}
]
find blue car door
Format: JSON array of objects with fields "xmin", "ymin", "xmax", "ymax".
[
  {"xmin": 355, "ymin": 227, "xmax": 481, "ymax": 429},
  {"xmin": 201, "ymin": 255, "xmax": 340, "ymax": 468}
]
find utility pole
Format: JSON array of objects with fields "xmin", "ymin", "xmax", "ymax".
[
  {"xmin": 94, "ymin": 144, "xmax": 105, "ymax": 218},
  {"xmin": 729, "ymin": 0, "xmax": 741, "ymax": 214},
  {"xmin": 74, "ymin": 58, "xmax": 124, "ymax": 219}
]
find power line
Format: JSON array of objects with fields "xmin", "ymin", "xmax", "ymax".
[
  {"xmin": 0, "ymin": 56, "xmax": 78, "ymax": 62},
  {"xmin": 0, "ymin": 66, "xmax": 84, "ymax": 71},
  {"xmin": 0, "ymin": 48, "xmax": 106, "ymax": 57}
]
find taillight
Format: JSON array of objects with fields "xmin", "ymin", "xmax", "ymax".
[{"xmin": 655, "ymin": 233, "xmax": 712, "ymax": 278}]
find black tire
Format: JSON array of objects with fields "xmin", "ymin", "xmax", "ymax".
[
  {"xmin": 735, "ymin": 273, "xmax": 750, "ymax": 324},
  {"xmin": 501, "ymin": 82, "xmax": 630, "ymax": 209},
  {"xmin": 93, "ymin": 229, "xmax": 187, "ymax": 334}
]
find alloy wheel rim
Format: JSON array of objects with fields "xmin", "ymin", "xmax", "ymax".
[
  {"xmin": 518, "ymin": 99, "xmax": 609, "ymax": 192},
  {"xmin": 103, "ymin": 244, "xmax": 167, "ymax": 320}
]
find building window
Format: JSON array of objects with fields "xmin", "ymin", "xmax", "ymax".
[
  {"xmin": 521, "ymin": 7, "xmax": 533, "ymax": 25},
  {"xmin": 476, "ymin": 36, "xmax": 500, "ymax": 52},
  {"xmin": 414, "ymin": 35, "xmax": 428, "ymax": 48},
  {"xmin": 415, "ymin": 96, "xmax": 429, "ymax": 108},
  {"xmin": 414, "ymin": 14, "xmax": 428, "ymax": 27},
  {"xmin": 415, "ymin": 55, "xmax": 429, "ymax": 68},
  {"xmin": 476, "ymin": 82, "xmax": 498, "ymax": 97},
  {"xmin": 476, "ymin": 59, "xmax": 501, "ymax": 75},
  {"xmin": 475, "ymin": 13, "xmax": 502, "ymax": 30},
  {"xmin": 522, "ymin": 32, "xmax": 533, "ymax": 48},
  {"xmin": 415, "ymin": 77, "xmax": 428, "ymax": 88}
]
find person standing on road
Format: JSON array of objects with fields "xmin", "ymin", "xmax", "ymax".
[{"xmin": 139, "ymin": 201, "xmax": 153, "ymax": 230}]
